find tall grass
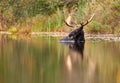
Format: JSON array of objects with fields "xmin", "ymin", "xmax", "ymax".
[{"xmin": 31, "ymin": 8, "xmax": 64, "ymax": 32}]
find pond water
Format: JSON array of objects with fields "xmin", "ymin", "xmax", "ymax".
[{"xmin": 0, "ymin": 35, "xmax": 120, "ymax": 83}]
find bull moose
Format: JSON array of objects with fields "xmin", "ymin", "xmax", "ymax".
[{"xmin": 60, "ymin": 10, "xmax": 94, "ymax": 43}]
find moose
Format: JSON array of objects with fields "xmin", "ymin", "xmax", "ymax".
[{"xmin": 60, "ymin": 9, "xmax": 94, "ymax": 43}]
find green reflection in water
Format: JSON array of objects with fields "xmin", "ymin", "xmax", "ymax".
[{"xmin": 0, "ymin": 35, "xmax": 120, "ymax": 83}]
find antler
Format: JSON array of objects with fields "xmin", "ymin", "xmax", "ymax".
[
  {"xmin": 63, "ymin": 6, "xmax": 78, "ymax": 28},
  {"xmin": 64, "ymin": 13, "xmax": 77, "ymax": 28},
  {"xmin": 81, "ymin": 14, "xmax": 95, "ymax": 26},
  {"xmin": 63, "ymin": 13, "xmax": 95, "ymax": 28},
  {"xmin": 63, "ymin": 5, "xmax": 95, "ymax": 28}
]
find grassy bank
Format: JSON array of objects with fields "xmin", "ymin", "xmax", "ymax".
[{"xmin": 0, "ymin": 0, "xmax": 120, "ymax": 34}]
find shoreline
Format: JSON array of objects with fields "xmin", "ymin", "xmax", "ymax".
[
  {"xmin": 0, "ymin": 31, "xmax": 118, "ymax": 36},
  {"xmin": 0, "ymin": 31, "xmax": 120, "ymax": 41}
]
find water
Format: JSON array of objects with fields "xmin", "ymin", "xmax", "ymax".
[{"xmin": 0, "ymin": 35, "xmax": 120, "ymax": 83}]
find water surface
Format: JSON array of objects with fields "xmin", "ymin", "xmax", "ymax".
[{"xmin": 0, "ymin": 35, "xmax": 120, "ymax": 83}]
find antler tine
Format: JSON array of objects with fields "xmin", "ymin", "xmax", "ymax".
[
  {"xmin": 65, "ymin": 14, "xmax": 73, "ymax": 27},
  {"xmin": 88, "ymin": 13, "xmax": 95, "ymax": 22},
  {"xmin": 63, "ymin": 6, "xmax": 78, "ymax": 28},
  {"xmin": 82, "ymin": 13, "xmax": 95, "ymax": 26}
]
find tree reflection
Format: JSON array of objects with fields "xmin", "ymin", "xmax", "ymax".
[{"xmin": 0, "ymin": 36, "xmax": 120, "ymax": 83}]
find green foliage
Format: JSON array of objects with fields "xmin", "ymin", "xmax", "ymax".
[
  {"xmin": 0, "ymin": 0, "xmax": 80, "ymax": 30},
  {"xmin": 8, "ymin": 27, "xmax": 18, "ymax": 33},
  {"xmin": 86, "ymin": 21, "xmax": 111, "ymax": 33},
  {"xmin": 87, "ymin": 21, "xmax": 102, "ymax": 33},
  {"xmin": 0, "ymin": 0, "xmax": 120, "ymax": 34}
]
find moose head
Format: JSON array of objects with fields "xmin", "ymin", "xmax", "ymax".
[{"xmin": 61, "ymin": 7, "xmax": 94, "ymax": 43}]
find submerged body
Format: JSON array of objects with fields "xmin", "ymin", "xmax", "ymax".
[
  {"xmin": 68, "ymin": 26, "xmax": 85, "ymax": 42},
  {"xmin": 60, "ymin": 26, "xmax": 85, "ymax": 43}
]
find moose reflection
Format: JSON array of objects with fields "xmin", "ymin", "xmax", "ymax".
[
  {"xmin": 62, "ymin": 42, "xmax": 85, "ymax": 72},
  {"xmin": 62, "ymin": 42, "xmax": 96, "ymax": 83},
  {"xmin": 69, "ymin": 42, "xmax": 84, "ymax": 59}
]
